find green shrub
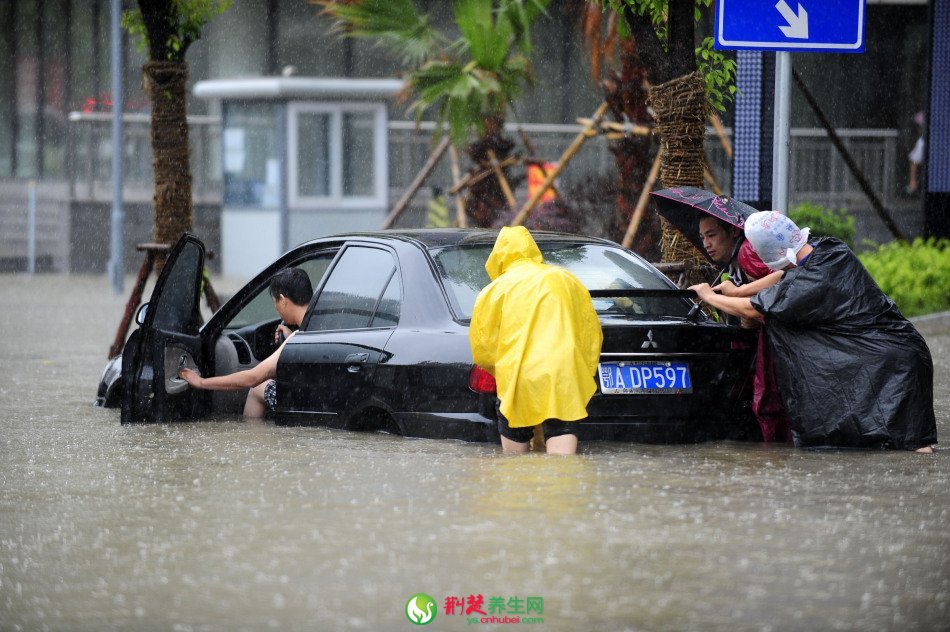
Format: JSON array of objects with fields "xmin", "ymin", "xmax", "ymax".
[
  {"xmin": 788, "ymin": 202, "xmax": 856, "ymax": 249},
  {"xmin": 858, "ymin": 238, "xmax": 950, "ymax": 317}
]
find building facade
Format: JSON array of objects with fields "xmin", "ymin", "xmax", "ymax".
[{"xmin": 0, "ymin": 0, "xmax": 937, "ymax": 273}]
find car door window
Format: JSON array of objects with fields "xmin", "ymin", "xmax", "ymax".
[
  {"xmin": 151, "ymin": 239, "xmax": 203, "ymax": 332},
  {"xmin": 370, "ymin": 270, "xmax": 401, "ymax": 328},
  {"xmin": 225, "ymin": 253, "xmax": 335, "ymax": 330},
  {"xmin": 306, "ymin": 246, "xmax": 398, "ymax": 331}
]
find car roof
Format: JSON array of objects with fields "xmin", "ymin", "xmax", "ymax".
[{"xmin": 301, "ymin": 228, "xmax": 617, "ymax": 249}]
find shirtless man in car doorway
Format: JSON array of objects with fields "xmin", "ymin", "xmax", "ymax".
[{"xmin": 179, "ymin": 268, "xmax": 312, "ymax": 418}]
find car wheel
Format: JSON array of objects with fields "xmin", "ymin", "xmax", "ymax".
[{"xmin": 350, "ymin": 407, "xmax": 401, "ymax": 436}]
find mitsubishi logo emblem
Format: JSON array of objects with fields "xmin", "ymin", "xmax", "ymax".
[{"xmin": 641, "ymin": 330, "xmax": 658, "ymax": 349}]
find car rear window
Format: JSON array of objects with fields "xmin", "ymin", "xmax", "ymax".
[{"xmin": 431, "ymin": 243, "xmax": 693, "ymax": 320}]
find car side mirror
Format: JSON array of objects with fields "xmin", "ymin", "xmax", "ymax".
[{"xmin": 135, "ymin": 303, "xmax": 149, "ymax": 326}]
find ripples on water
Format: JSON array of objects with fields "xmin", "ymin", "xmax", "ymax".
[{"xmin": 1, "ymin": 276, "xmax": 948, "ymax": 631}]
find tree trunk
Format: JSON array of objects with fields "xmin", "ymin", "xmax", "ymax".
[
  {"xmin": 143, "ymin": 60, "xmax": 192, "ymax": 271},
  {"xmin": 465, "ymin": 115, "xmax": 516, "ymax": 227},
  {"xmin": 618, "ymin": 0, "xmax": 710, "ymax": 279},
  {"xmin": 648, "ymin": 70, "xmax": 709, "ymax": 272}
]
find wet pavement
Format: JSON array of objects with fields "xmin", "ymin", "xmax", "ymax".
[{"xmin": 1, "ymin": 274, "xmax": 948, "ymax": 631}]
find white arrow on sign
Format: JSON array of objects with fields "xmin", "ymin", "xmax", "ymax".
[{"xmin": 776, "ymin": 0, "xmax": 809, "ymax": 39}]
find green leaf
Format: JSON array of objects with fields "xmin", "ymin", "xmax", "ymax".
[
  {"xmin": 323, "ymin": 0, "xmax": 548, "ymax": 150},
  {"xmin": 322, "ymin": 0, "xmax": 442, "ymax": 65}
]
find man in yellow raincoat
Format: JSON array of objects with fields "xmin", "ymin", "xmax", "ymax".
[{"xmin": 469, "ymin": 226, "xmax": 603, "ymax": 454}]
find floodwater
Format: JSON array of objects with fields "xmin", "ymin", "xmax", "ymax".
[{"xmin": 1, "ymin": 275, "xmax": 949, "ymax": 631}]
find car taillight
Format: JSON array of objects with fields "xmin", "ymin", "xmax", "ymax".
[{"xmin": 469, "ymin": 366, "xmax": 497, "ymax": 393}]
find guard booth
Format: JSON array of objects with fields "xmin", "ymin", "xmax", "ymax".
[{"xmin": 194, "ymin": 77, "xmax": 403, "ymax": 278}]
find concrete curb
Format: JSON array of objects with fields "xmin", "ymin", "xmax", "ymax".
[{"xmin": 911, "ymin": 310, "xmax": 950, "ymax": 336}]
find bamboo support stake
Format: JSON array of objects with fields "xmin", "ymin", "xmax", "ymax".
[
  {"xmin": 622, "ymin": 149, "xmax": 663, "ymax": 249},
  {"xmin": 448, "ymin": 145, "xmax": 467, "ymax": 227},
  {"xmin": 517, "ymin": 127, "xmax": 538, "ymax": 155},
  {"xmin": 592, "ymin": 120, "xmax": 653, "ymax": 137},
  {"xmin": 447, "ymin": 157, "xmax": 518, "ymax": 195},
  {"xmin": 709, "ymin": 114, "xmax": 733, "ymax": 159},
  {"xmin": 704, "ymin": 165, "xmax": 723, "ymax": 195},
  {"xmin": 511, "ymin": 102, "xmax": 609, "ymax": 226},
  {"xmin": 604, "ymin": 132, "xmax": 649, "ymax": 141},
  {"xmin": 487, "ymin": 149, "xmax": 518, "ymax": 210},
  {"xmin": 380, "ymin": 136, "xmax": 451, "ymax": 229}
]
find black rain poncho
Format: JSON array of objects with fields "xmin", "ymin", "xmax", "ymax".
[{"xmin": 750, "ymin": 238, "xmax": 937, "ymax": 450}]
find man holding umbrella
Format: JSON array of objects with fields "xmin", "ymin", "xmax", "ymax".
[
  {"xmin": 698, "ymin": 214, "xmax": 742, "ymax": 270},
  {"xmin": 650, "ymin": 187, "xmax": 777, "ymax": 305},
  {"xmin": 650, "ymin": 187, "xmax": 791, "ymax": 443}
]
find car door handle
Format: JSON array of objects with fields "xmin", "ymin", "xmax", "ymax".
[{"xmin": 345, "ymin": 353, "xmax": 369, "ymax": 372}]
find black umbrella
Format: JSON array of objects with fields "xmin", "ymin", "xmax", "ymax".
[{"xmin": 650, "ymin": 187, "xmax": 761, "ymax": 263}]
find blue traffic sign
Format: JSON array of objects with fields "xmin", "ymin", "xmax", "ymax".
[{"xmin": 715, "ymin": 0, "xmax": 866, "ymax": 53}]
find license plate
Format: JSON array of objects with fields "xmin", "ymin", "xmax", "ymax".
[{"xmin": 598, "ymin": 361, "xmax": 692, "ymax": 394}]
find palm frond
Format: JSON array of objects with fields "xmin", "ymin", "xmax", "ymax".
[
  {"xmin": 452, "ymin": 0, "xmax": 512, "ymax": 72},
  {"xmin": 408, "ymin": 59, "xmax": 516, "ymax": 146},
  {"xmin": 318, "ymin": 0, "xmax": 549, "ymax": 150},
  {"xmin": 317, "ymin": 0, "xmax": 442, "ymax": 65},
  {"xmin": 502, "ymin": 0, "xmax": 552, "ymax": 55}
]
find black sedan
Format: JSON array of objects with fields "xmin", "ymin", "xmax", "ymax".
[{"xmin": 99, "ymin": 230, "xmax": 755, "ymax": 443}]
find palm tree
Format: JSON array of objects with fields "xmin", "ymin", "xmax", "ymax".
[
  {"xmin": 577, "ymin": 3, "xmax": 660, "ymax": 260},
  {"xmin": 598, "ymin": 0, "xmax": 736, "ymax": 275},
  {"xmin": 123, "ymin": 0, "xmax": 231, "ymax": 270},
  {"xmin": 318, "ymin": 0, "xmax": 551, "ymax": 227}
]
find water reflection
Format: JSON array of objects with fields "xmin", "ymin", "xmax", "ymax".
[{"xmin": 1, "ymin": 275, "xmax": 948, "ymax": 630}]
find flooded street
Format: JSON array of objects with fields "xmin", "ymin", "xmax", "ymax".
[{"xmin": 1, "ymin": 274, "xmax": 948, "ymax": 631}]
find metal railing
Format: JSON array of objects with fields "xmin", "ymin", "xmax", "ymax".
[
  {"xmin": 67, "ymin": 111, "xmax": 222, "ymax": 203},
  {"xmin": 788, "ymin": 127, "xmax": 900, "ymax": 208},
  {"xmin": 63, "ymin": 113, "xmax": 904, "ymax": 213},
  {"xmin": 387, "ymin": 121, "xmax": 907, "ymax": 214}
]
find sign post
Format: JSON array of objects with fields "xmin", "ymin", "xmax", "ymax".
[
  {"xmin": 773, "ymin": 52, "xmax": 791, "ymax": 215},
  {"xmin": 715, "ymin": 0, "xmax": 867, "ymax": 214},
  {"xmin": 108, "ymin": 0, "xmax": 124, "ymax": 294}
]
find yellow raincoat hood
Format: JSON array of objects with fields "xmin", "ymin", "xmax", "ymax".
[
  {"xmin": 484, "ymin": 226, "xmax": 544, "ymax": 280},
  {"xmin": 469, "ymin": 227, "xmax": 603, "ymax": 428}
]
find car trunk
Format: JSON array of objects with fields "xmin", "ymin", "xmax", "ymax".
[{"xmin": 583, "ymin": 318, "xmax": 756, "ymax": 442}]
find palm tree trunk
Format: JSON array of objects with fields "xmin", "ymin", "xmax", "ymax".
[
  {"xmin": 648, "ymin": 70, "xmax": 709, "ymax": 270},
  {"xmin": 143, "ymin": 59, "xmax": 192, "ymax": 271},
  {"xmin": 465, "ymin": 115, "xmax": 515, "ymax": 227},
  {"xmin": 617, "ymin": 0, "xmax": 711, "ymax": 280}
]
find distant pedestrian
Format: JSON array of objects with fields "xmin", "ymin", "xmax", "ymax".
[
  {"xmin": 905, "ymin": 111, "xmax": 926, "ymax": 196},
  {"xmin": 469, "ymin": 227, "xmax": 603, "ymax": 455},
  {"xmin": 690, "ymin": 211, "xmax": 937, "ymax": 452}
]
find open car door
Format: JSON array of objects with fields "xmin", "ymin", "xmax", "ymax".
[{"xmin": 121, "ymin": 234, "xmax": 206, "ymax": 424}]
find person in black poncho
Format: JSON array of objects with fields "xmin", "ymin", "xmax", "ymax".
[{"xmin": 690, "ymin": 211, "xmax": 937, "ymax": 453}]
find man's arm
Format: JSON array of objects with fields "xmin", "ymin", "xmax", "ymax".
[
  {"xmin": 179, "ymin": 332, "xmax": 294, "ymax": 390},
  {"xmin": 716, "ymin": 270, "xmax": 784, "ymax": 297},
  {"xmin": 689, "ymin": 283, "xmax": 763, "ymax": 321}
]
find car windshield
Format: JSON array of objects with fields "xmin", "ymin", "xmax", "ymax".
[{"xmin": 431, "ymin": 243, "xmax": 693, "ymax": 320}]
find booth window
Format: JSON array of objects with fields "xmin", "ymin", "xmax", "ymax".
[
  {"xmin": 222, "ymin": 103, "xmax": 282, "ymax": 208},
  {"xmin": 289, "ymin": 103, "xmax": 386, "ymax": 209}
]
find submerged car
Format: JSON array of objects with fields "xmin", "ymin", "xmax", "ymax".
[{"xmin": 98, "ymin": 230, "xmax": 755, "ymax": 443}]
